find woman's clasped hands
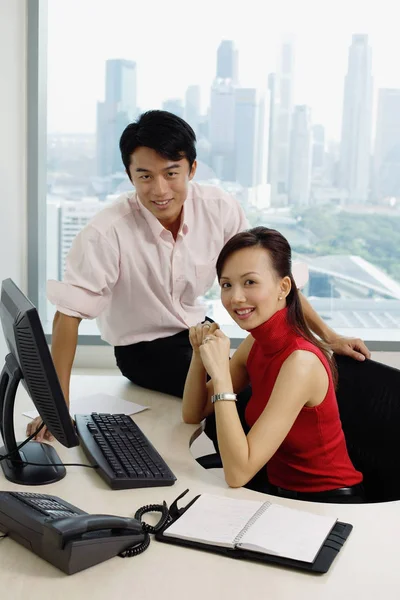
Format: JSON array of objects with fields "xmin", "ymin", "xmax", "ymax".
[{"xmin": 189, "ymin": 321, "xmax": 231, "ymax": 380}]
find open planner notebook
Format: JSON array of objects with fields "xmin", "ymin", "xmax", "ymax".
[{"xmin": 163, "ymin": 493, "xmax": 338, "ymax": 564}]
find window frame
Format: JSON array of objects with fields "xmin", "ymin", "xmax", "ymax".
[{"xmin": 28, "ymin": 0, "xmax": 400, "ymax": 352}]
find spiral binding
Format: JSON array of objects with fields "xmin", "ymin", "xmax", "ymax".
[{"xmin": 232, "ymin": 501, "xmax": 271, "ymax": 546}]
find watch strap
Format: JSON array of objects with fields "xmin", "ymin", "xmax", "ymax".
[{"xmin": 211, "ymin": 393, "xmax": 237, "ymax": 404}]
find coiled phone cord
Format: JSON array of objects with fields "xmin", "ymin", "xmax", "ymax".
[{"xmin": 119, "ymin": 501, "xmax": 171, "ymax": 558}]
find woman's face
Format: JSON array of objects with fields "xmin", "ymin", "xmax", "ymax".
[{"xmin": 219, "ymin": 247, "xmax": 290, "ymax": 330}]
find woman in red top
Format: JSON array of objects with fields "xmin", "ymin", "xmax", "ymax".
[{"xmin": 182, "ymin": 227, "xmax": 364, "ymax": 503}]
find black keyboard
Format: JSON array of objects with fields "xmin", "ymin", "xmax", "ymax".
[{"xmin": 75, "ymin": 413, "xmax": 177, "ymax": 490}]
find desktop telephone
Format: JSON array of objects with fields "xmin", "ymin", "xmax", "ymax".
[{"xmin": 0, "ymin": 491, "xmax": 147, "ymax": 575}]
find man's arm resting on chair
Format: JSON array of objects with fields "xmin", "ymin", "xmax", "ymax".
[{"xmin": 299, "ymin": 293, "xmax": 371, "ymax": 361}]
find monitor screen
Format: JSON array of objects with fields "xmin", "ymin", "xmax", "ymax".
[{"xmin": 0, "ymin": 278, "xmax": 79, "ymax": 485}]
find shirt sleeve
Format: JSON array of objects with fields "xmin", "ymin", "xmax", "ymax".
[
  {"xmin": 47, "ymin": 226, "xmax": 120, "ymax": 319},
  {"xmin": 221, "ymin": 191, "xmax": 249, "ymax": 244}
]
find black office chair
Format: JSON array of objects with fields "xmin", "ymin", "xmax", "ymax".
[
  {"xmin": 197, "ymin": 355, "xmax": 400, "ymax": 502},
  {"xmin": 334, "ymin": 354, "xmax": 400, "ymax": 503}
]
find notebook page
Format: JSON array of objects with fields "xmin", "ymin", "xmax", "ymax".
[
  {"xmin": 238, "ymin": 503, "xmax": 337, "ymax": 563},
  {"xmin": 164, "ymin": 494, "xmax": 264, "ymax": 548}
]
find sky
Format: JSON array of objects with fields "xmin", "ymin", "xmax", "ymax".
[{"xmin": 47, "ymin": 0, "xmax": 400, "ymax": 141}]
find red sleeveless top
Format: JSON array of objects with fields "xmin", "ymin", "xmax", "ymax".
[{"xmin": 245, "ymin": 307, "xmax": 363, "ymax": 493}]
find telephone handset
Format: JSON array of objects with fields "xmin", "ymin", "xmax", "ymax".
[
  {"xmin": 0, "ymin": 491, "xmax": 147, "ymax": 574},
  {"xmin": 43, "ymin": 513, "xmax": 144, "ymax": 549}
]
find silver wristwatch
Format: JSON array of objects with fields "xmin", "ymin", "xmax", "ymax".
[{"xmin": 211, "ymin": 393, "xmax": 237, "ymax": 404}]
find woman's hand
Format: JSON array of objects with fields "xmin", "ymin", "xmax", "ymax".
[
  {"xmin": 189, "ymin": 321, "xmax": 220, "ymax": 355},
  {"xmin": 199, "ymin": 329, "xmax": 231, "ymax": 381},
  {"xmin": 26, "ymin": 417, "xmax": 54, "ymax": 442}
]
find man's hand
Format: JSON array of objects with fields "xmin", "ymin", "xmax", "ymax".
[
  {"xmin": 328, "ymin": 335, "xmax": 371, "ymax": 362},
  {"xmin": 26, "ymin": 417, "xmax": 54, "ymax": 442}
]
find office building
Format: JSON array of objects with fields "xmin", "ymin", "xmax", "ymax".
[
  {"xmin": 267, "ymin": 73, "xmax": 278, "ymax": 188},
  {"xmin": 339, "ymin": 35, "xmax": 373, "ymax": 204},
  {"xmin": 268, "ymin": 40, "xmax": 295, "ymax": 205},
  {"xmin": 208, "ymin": 41, "xmax": 241, "ymax": 181},
  {"xmin": 209, "ymin": 79, "xmax": 236, "ymax": 181},
  {"xmin": 162, "ymin": 98, "xmax": 184, "ymax": 118},
  {"xmin": 59, "ymin": 198, "xmax": 111, "ymax": 278},
  {"xmin": 288, "ymin": 105, "xmax": 312, "ymax": 206},
  {"xmin": 216, "ymin": 40, "xmax": 238, "ymax": 83},
  {"xmin": 234, "ymin": 88, "xmax": 268, "ymax": 189},
  {"xmin": 374, "ymin": 88, "xmax": 400, "ymax": 201},
  {"xmin": 96, "ymin": 59, "xmax": 137, "ymax": 177},
  {"xmin": 184, "ymin": 85, "xmax": 201, "ymax": 134},
  {"xmin": 312, "ymin": 125, "xmax": 325, "ymax": 174}
]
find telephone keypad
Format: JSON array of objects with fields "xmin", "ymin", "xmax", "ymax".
[{"xmin": 10, "ymin": 492, "xmax": 81, "ymax": 517}]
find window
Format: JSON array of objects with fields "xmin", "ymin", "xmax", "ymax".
[{"xmin": 30, "ymin": 0, "xmax": 400, "ymax": 347}]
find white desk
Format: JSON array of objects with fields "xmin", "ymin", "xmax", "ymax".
[{"xmin": 0, "ymin": 373, "xmax": 398, "ymax": 600}]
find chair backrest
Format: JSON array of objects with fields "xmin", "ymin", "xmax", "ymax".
[{"xmin": 334, "ymin": 354, "xmax": 400, "ymax": 502}]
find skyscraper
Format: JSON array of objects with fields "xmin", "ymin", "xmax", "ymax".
[
  {"xmin": 312, "ymin": 125, "xmax": 325, "ymax": 173},
  {"xmin": 267, "ymin": 73, "xmax": 278, "ymax": 187},
  {"xmin": 185, "ymin": 85, "xmax": 201, "ymax": 134},
  {"xmin": 162, "ymin": 98, "xmax": 184, "ymax": 118},
  {"xmin": 209, "ymin": 41, "xmax": 239, "ymax": 181},
  {"xmin": 268, "ymin": 39, "xmax": 295, "ymax": 205},
  {"xmin": 209, "ymin": 80, "xmax": 236, "ymax": 180},
  {"xmin": 374, "ymin": 88, "xmax": 400, "ymax": 201},
  {"xmin": 216, "ymin": 40, "xmax": 238, "ymax": 83},
  {"xmin": 339, "ymin": 35, "xmax": 373, "ymax": 204},
  {"xmin": 288, "ymin": 105, "xmax": 312, "ymax": 206},
  {"xmin": 234, "ymin": 88, "xmax": 268, "ymax": 189},
  {"xmin": 96, "ymin": 59, "xmax": 137, "ymax": 177}
]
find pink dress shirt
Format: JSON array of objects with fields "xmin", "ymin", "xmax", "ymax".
[
  {"xmin": 47, "ymin": 183, "xmax": 249, "ymax": 346},
  {"xmin": 47, "ymin": 182, "xmax": 309, "ymax": 346}
]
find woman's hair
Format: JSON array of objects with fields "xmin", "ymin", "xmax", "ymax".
[
  {"xmin": 119, "ymin": 110, "xmax": 197, "ymax": 173},
  {"xmin": 216, "ymin": 226, "xmax": 337, "ymax": 384}
]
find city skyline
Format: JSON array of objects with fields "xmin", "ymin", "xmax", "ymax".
[
  {"xmin": 47, "ymin": 0, "xmax": 400, "ymax": 140},
  {"xmin": 56, "ymin": 34, "xmax": 400, "ymax": 211},
  {"xmin": 46, "ymin": 41, "xmax": 400, "ymax": 291}
]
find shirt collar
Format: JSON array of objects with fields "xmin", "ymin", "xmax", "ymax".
[{"xmin": 133, "ymin": 184, "xmax": 193, "ymax": 240}]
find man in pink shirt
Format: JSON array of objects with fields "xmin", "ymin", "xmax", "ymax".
[{"xmin": 27, "ymin": 110, "xmax": 370, "ymax": 441}]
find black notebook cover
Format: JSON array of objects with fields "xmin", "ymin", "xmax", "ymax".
[{"xmin": 155, "ymin": 494, "xmax": 353, "ymax": 574}]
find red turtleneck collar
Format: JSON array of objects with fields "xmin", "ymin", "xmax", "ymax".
[{"xmin": 250, "ymin": 307, "xmax": 296, "ymax": 355}]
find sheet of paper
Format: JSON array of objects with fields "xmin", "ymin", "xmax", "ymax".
[
  {"xmin": 239, "ymin": 503, "xmax": 337, "ymax": 563},
  {"xmin": 22, "ymin": 393, "xmax": 149, "ymax": 420},
  {"xmin": 164, "ymin": 494, "xmax": 264, "ymax": 548}
]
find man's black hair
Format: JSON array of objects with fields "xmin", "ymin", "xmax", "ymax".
[{"xmin": 119, "ymin": 110, "xmax": 197, "ymax": 173}]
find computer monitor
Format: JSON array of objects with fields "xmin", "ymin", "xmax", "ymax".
[{"xmin": 0, "ymin": 278, "xmax": 79, "ymax": 485}]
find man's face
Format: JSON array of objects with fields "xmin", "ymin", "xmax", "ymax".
[{"xmin": 128, "ymin": 147, "xmax": 197, "ymax": 230}]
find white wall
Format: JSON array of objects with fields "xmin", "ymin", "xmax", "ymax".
[{"xmin": 0, "ymin": 0, "xmax": 27, "ymax": 359}]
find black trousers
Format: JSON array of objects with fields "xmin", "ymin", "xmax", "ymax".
[
  {"xmin": 114, "ymin": 323, "xmax": 252, "ymax": 413},
  {"xmin": 114, "ymin": 328, "xmax": 194, "ymax": 398}
]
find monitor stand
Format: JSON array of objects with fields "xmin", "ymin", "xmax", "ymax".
[{"xmin": 0, "ymin": 355, "xmax": 66, "ymax": 485}]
